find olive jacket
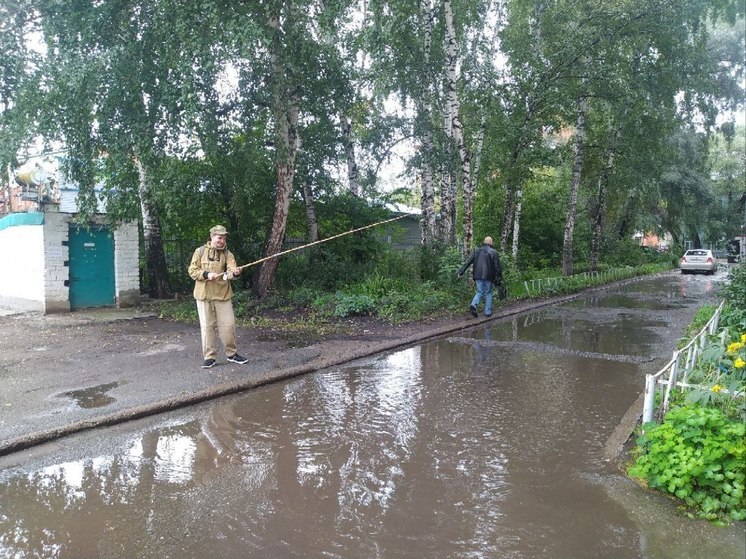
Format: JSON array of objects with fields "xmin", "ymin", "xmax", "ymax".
[{"xmin": 188, "ymin": 243, "xmax": 239, "ymax": 301}]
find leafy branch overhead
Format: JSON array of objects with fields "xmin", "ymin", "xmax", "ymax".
[{"xmin": 0, "ymin": 0, "xmax": 743, "ymax": 297}]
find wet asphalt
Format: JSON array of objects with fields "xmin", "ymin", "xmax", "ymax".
[{"xmin": 0, "ymin": 270, "xmax": 722, "ymax": 458}]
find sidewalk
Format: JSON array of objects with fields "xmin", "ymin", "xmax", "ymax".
[{"xmin": 1, "ymin": 294, "xmax": 585, "ymax": 457}]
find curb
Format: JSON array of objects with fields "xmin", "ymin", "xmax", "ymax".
[{"xmin": 603, "ymin": 392, "xmax": 644, "ymax": 463}]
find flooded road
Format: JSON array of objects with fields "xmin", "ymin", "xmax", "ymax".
[{"xmin": 1, "ymin": 272, "xmax": 744, "ymax": 558}]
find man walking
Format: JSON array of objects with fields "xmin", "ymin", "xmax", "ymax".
[
  {"xmin": 457, "ymin": 236, "xmax": 505, "ymax": 318},
  {"xmin": 188, "ymin": 225, "xmax": 249, "ymax": 369}
]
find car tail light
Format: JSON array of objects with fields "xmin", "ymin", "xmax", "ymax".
[
  {"xmin": 707, "ymin": 257, "xmax": 713, "ymax": 263},
  {"xmin": 681, "ymin": 256, "xmax": 686, "ymax": 263}
]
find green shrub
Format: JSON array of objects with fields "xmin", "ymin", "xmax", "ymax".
[
  {"xmin": 228, "ymin": 289, "xmax": 249, "ymax": 318},
  {"xmin": 377, "ymin": 282, "xmax": 462, "ymax": 321},
  {"xmin": 629, "ymin": 405, "xmax": 746, "ymax": 523},
  {"xmin": 720, "ymin": 263, "xmax": 746, "ymax": 310},
  {"xmin": 418, "ymin": 242, "xmax": 451, "ymax": 282},
  {"xmin": 679, "ymin": 331, "xmax": 746, "ymax": 421},
  {"xmin": 352, "ymin": 274, "xmax": 408, "ymax": 299},
  {"xmin": 719, "ymin": 264, "xmax": 746, "ymax": 332},
  {"xmin": 435, "ymin": 245, "xmax": 466, "ymax": 285},
  {"xmin": 333, "ymin": 293, "xmax": 376, "ymax": 317},
  {"xmin": 284, "ymin": 286, "xmax": 321, "ymax": 308}
]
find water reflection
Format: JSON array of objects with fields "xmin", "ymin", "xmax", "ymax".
[
  {"xmin": 56, "ymin": 382, "xmax": 121, "ymax": 409},
  {"xmin": 0, "ymin": 274, "xmax": 742, "ymax": 558}
]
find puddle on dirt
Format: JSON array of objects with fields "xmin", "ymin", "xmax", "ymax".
[
  {"xmin": 1, "ymin": 274, "xmax": 742, "ymax": 558},
  {"xmin": 56, "ymin": 382, "xmax": 120, "ymax": 409}
]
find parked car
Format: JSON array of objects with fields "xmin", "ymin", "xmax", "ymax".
[{"xmin": 680, "ymin": 249, "xmax": 718, "ymax": 274}]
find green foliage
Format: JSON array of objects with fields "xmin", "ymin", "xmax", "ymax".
[
  {"xmin": 283, "ymin": 286, "xmax": 322, "ymax": 308},
  {"xmin": 153, "ymin": 299, "xmax": 197, "ymax": 322},
  {"xmin": 629, "ymin": 405, "xmax": 746, "ymax": 522},
  {"xmin": 602, "ymin": 238, "xmax": 675, "ymax": 268},
  {"xmin": 679, "ymin": 305, "xmax": 717, "ymax": 344},
  {"xmin": 719, "ymin": 264, "xmax": 746, "ymax": 331},
  {"xmin": 629, "ymin": 256, "xmax": 746, "ymax": 524},
  {"xmin": 327, "ymin": 246, "xmax": 471, "ymax": 321},
  {"xmin": 333, "ymin": 293, "xmax": 376, "ymax": 318},
  {"xmin": 516, "ymin": 263, "xmax": 668, "ymax": 297},
  {"xmin": 510, "ymin": 170, "xmax": 568, "ymax": 271},
  {"xmin": 680, "ymin": 331, "xmax": 746, "ymax": 421},
  {"xmin": 377, "ymin": 282, "xmax": 462, "ymax": 321},
  {"xmin": 273, "ymin": 196, "xmax": 392, "ymax": 291}
]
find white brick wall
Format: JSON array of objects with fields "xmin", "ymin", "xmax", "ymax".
[
  {"xmin": 114, "ymin": 221, "xmax": 140, "ymax": 307},
  {"xmin": 0, "ymin": 224, "xmax": 45, "ymax": 310},
  {"xmin": 0, "ymin": 211, "xmax": 140, "ymax": 312},
  {"xmin": 42, "ymin": 211, "xmax": 70, "ymax": 313}
]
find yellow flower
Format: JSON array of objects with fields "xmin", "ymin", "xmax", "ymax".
[
  {"xmin": 727, "ymin": 342, "xmax": 744, "ymax": 353},
  {"xmin": 741, "ymin": 334, "xmax": 746, "ymax": 343},
  {"xmin": 712, "ymin": 384, "xmax": 723, "ymax": 393},
  {"xmin": 735, "ymin": 357, "xmax": 746, "ymax": 369}
]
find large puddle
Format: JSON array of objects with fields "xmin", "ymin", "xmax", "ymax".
[{"xmin": 1, "ymin": 274, "xmax": 743, "ymax": 558}]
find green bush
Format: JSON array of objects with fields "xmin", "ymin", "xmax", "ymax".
[
  {"xmin": 629, "ymin": 405, "xmax": 746, "ymax": 523},
  {"xmin": 333, "ymin": 293, "xmax": 376, "ymax": 317},
  {"xmin": 720, "ymin": 263, "xmax": 746, "ymax": 310},
  {"xmin": 719, "ymin": 264, "xmax": 746, "ymax": 332},
  {"xmin": 418, "ymin": 242, "xmax": 451, "ymax": 282},
  {"xmin": 377, "ymin": 281, "xmax": 463, "ymax": 321},
  {"xmin": 284, "ymin": 286, "xmax": 321, "ymax": 308},
  {"xmin": 602, "ymin": 237, "xmax": 674, "ymax": 267},
  {"xmin": 677, "ymin": 331, "xmax": 746, "ymax": 421}
]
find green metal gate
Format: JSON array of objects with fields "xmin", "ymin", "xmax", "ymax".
[{"xmin": 68, "ymin": 225, "xmax": 115, "ymax": 309}]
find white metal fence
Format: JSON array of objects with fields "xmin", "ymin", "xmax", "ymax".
[
  {"xmin": 642, "ymin": 300, "xmax": 727, "ymax": 424},
  {"xmin": 522, "ymin": 267, "xmax": 636, "ymax": 297}
]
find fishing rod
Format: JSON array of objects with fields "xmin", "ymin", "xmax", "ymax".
[{"xmin": 223, "ymin": 212, "xmax": 417, "ymax": 278}]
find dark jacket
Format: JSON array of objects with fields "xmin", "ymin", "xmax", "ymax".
[{"xmin": 458, "ymin": 244, "xmax": 503, "ymax": 284}]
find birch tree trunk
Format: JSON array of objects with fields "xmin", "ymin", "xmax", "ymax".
[
  {"xmin": 500, "ymin": 149, "xmax": 518, "ymax": 251},
  {"xmin": 439, "ymin": 169, "xmax": 456, "ymax": 244},
  {"xmin": 420, "ymin": 142, "xmax": 437, "ymax": 244},
  {"xmin": 340, "ymin": 114, "xmax": 360, "ymax": 196},
  {"xmin": 443, "ymin": 0, "xmax": 472, "ymax": 249},
  {"xmin": 418, "ymin": 0, "xmax": 437, "ymax": 245},
  {"xmin": 511, "ymin": 186, "xmax": 523, "ymax": 259},
  {"xmin": 501, "ymin": 4, "xmax": 541, "ymax": 258},
  {"xmin": 257, "ymin": 95, "xmax": 299, "ymax": 298},
  {"xmin": 590, "ymin": 130, "xmax": 618, "ymax": 272},
  {"xmin": 562, "ymin": 62, "xmax": 589, "ymax": 276},
  {"xmin": 134, "ymin": 156, "xmax": 171, "ymax": 299},
  {"xmin": 256, "ymin": 11, "xmax": 300, "ymax": 299},
  {"xmin": 440, "ymin": 45, "xmax": 457, "ymax": 246},
  {"xmin": 505, "ymin": 2, "xmax": 543, "ymax": 262},
  {"xmin": 471, "ymin": 113, "xmax": 487, "ymax": 199},
  {"xmin": 466, "ymin": 112, "xmax": 486, "ymax": 251},
  {"xmin": 303, "ymin": 181, "xmax": 319, "ymax": 243}
]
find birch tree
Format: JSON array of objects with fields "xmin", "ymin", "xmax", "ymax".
[
  {"xmin": 417, "ymin": 0, "xmax": 438, "ymax": 244},
  {"xmin": 23, "ymin": 0, "xmax": 212, "ymax": 298},
  {"xmin": 561, "ymin": 57, "xmax": 589, "ymax": 276},
  {"xmin": 589, "ymin": 124, "xmax": 618, "ymax": 272},
  {"xmin": 441, "ymin": 0, "xmax": 464, "ymax": 246},
  {"xmin": 254, "ymin": 8, "xmax": 301, "ymax": 298}
]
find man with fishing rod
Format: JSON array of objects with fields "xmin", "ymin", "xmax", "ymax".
[
  {"xmin": 457, "ymin": 236, "xmax": 506, "ymax": 318},
  {"xmin": 186, "ymin": 214, "xmax": 415, "ymax": 369},
  {"xmin": 188, "ymin": 225, "xmax": 249, "ymax": 369}
]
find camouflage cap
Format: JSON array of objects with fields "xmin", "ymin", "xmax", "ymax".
[{"xmin": 210, "ymin": 225, "xmax": 228, "ymax": 236}]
